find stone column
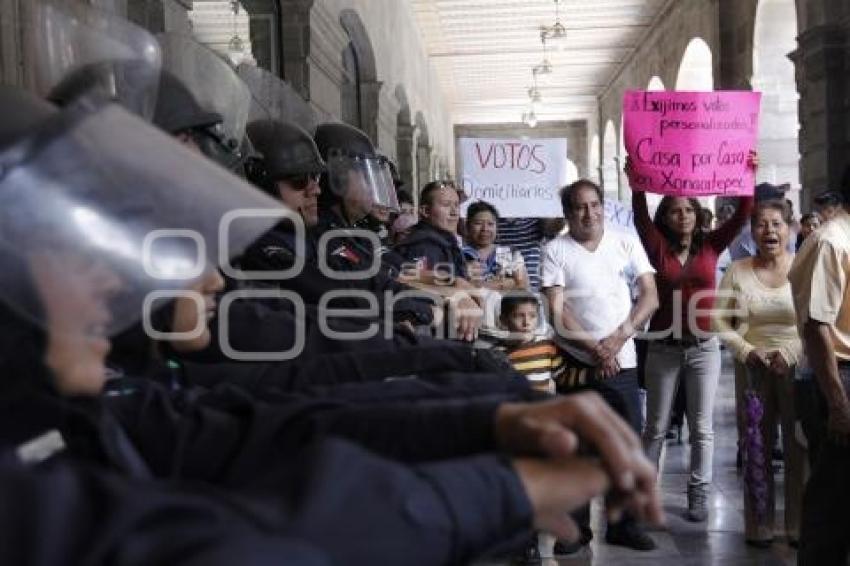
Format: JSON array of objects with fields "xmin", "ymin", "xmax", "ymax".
[
  {"xmin": 304, "ymin": 0, "xmax": 348, "ymax": 121},
  {"xmin": 396, "ymin": 123, "xmax": 415, "ymax": 193},
  {"xmin": 0, "ymin": 0, "xmax": 23, "ymax": 87},
  {"xmin": 358, "ymin": 79, "xmax": 382, "ymax": 145},
  {"xmin": 416, "ymin": 142, "xmax": 432, "ymax": 194},
  {"xmin": 278, "ymin": 0, "xmax": 313, "ymax": 100},
  {"xmin": 790, "ymin": 23, "xmax": 848, "ymax": 210},
  {"xmin": 127, "ymin": 0, "xmax": 192, "ymax": 34}
]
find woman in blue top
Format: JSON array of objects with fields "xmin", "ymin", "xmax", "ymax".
[{"xmin": 462, "ymin": 200, "xmax": 529, "ymax": 291}]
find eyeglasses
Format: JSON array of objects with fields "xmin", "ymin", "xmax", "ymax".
[{"xmin": 282, "ymin": 172, "xmax": 321, "ymax": 191}]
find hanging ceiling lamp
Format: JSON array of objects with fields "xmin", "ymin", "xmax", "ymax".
[
  {"xmin": 534, "ymin": 31, "xmax": 553, "ymax": 75},
  {"xmin": 527, "ymin": 68, "xmax": 542, "ymax": 104},
  {"xmin": 545, "ymin": 0, "xmax": 567, "ymax": 40},
  {"xmin": 226, "ymin": 0, "xmax": 246, "ymax": 66},
  {"xmin": 522, "ymin": 68, "xmax": 541, "ymax": 127}
]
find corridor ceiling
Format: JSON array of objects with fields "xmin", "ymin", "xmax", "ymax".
[{"xmin": 410, "ymin": 0, "xmax": 670, "ymax": 124}]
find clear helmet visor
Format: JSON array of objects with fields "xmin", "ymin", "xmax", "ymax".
[
  {"xmin": 326, "ymin": 151, "xmax": 399, "ymax": 213},
  {"xmin": 0, "ymin": 103, "xmax": 285, "ymax": 338},
  {"xmin": 159, "ymin": 32, "xmax": 251, "ymax": 145},
  {"xmin": 26, "ymin": 0, "xmax": 161, "ymax": 119}
]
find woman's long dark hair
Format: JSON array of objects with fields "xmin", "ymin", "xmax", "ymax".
[{"xmin": 653, "ymin": 196, "xmax": 706, "ymax": 255}]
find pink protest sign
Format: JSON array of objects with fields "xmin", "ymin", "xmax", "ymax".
[{"xmin": 623, "ymin": 90, "xmax": 761, "ymax": 196}]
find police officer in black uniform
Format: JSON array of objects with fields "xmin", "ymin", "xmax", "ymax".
[{"xmin": 240, "ymin": 118, "xmax": 437, "ymax": 329}]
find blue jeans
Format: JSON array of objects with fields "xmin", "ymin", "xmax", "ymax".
[
  {"xmin": 642, "ymin": 338, "xmax": 721, "ymax": 487},
  {"xmin": 573, "ymin": 368, "xmax": 641, "ymax": 535}
]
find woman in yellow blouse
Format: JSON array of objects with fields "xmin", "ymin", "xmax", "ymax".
[{"xmin": 714, "ymin": 200, "xmax": 805, "ymax": 547}]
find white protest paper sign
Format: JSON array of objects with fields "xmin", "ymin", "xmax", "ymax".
[
  {"xmin": 604, "ymin": 198, "xmax": 637, "ymax": 234},
  {"xmin": 459, "ymin": 138, "xmax": 568, "ymax": 218}
]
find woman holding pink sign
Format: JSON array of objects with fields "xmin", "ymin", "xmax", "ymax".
[{"xmin": 626, "ymin": 154, "xmax": 755, "ymax": 523}]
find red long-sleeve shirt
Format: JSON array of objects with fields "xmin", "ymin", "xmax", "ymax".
[{"xmin": 632, "ymin": 192, "xmax": 754, "ymax": 336}]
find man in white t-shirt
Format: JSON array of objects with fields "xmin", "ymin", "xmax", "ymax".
[{"xmin": 542, "ymin": 179, "xmax": 659, "ymax": 552}]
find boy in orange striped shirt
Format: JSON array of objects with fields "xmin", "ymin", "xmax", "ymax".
[{"xmin": 499, "ymin": 294, "xmax": 565, "ymax": 394}]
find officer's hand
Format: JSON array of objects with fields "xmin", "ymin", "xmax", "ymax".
[
  {"xmin": 494, "ymin": 393, "xmax": 664, "ymax": 525},
  {"xmin": 513, "ymin": 457, "xmax": 609, "ymax": 542},
  {"xmin": 447, "ymin": 293, "xmax": 483, "ymax": 342}
]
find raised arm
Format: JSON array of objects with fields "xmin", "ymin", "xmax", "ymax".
[{"xmin": 625, "ymin": 157, "xmax": 664, "ymax": 256}]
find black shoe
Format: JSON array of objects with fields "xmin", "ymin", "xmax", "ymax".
[
  {"xmin": 553, "ymin": 540, "xmax": 583, "ymax": 556},
  {"xmin": 686, "ymin": 485, "xmax": 708, "ymax": 522},
  {"xmin": 605, "ymin": 523, "xmax": 657, "ymax": 551},
  {"xmin": 745, "ymin": 538, "xmax": 773, "ymax": 549},
  {"xmin": 578, "ymin": 526, "xmax": 593, "ymax": 546}
]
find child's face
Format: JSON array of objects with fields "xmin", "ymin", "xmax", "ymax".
[{"xmin": 504, "ymin": 302, "xmax": 538, "ymax": 334}]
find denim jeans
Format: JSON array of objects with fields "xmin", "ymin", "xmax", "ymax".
[
  {"xmin": 642, "ymin": 337, "xmax": 721, "ymax": 487},
  {"xmin": 572, "ymin": 368, "xmax": 642, "ymax": 535}
]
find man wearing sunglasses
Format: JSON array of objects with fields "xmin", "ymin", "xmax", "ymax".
[
  {"xmin": 245, "ymin": 120, "xmax": 325, "ymax": 228},
  {"xmin": 240, "ymin": 119, "xmax": 437, "ymax": 331}
]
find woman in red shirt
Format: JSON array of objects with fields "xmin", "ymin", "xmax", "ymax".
[{"xmin": 627, "ymin": 157, "xmax": 754, "ymax": 522}]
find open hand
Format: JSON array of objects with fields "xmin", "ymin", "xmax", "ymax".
[{"xmin": 446, "ymin": 293, "xmax": 483, "ymax": 342}]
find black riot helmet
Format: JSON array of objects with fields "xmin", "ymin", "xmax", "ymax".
[
  {"xmin": 245, "ymin": 119, "xmax": 326, "ymax": 195},
  {"xmin": 152, "ymin": 70, "xmax": 222, "ymax": 135},
  {"xmin": 313, "ymin": 122, "xmax": 398, "ymax": 216},
  {"xmin": 152, "ymin": 71, "xmax": 245, "ymax": 172},
  {"xmin": 47, "ymin": 61, "xmax": 238, "ymax": 171},
  {"xmin": 0, "ymin": 85, "xmax": 281, "ymax": 344},
  {"xmin": 47, "ymin": 59, "xmax": 160, "ymax": 118}
]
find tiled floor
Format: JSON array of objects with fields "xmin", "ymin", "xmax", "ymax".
[{"xmin": 495, "ymin": 350, "xmax": 799, "ymax": 565}]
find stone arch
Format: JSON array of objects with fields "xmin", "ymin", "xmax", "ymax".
[
  {"xmin": 414, "ymin": 111, "xmax": 432, "ymax": 200},
  {"xmin": 677, "ymin": 38, "xmax": 715, "ymax": 210},
  {"xmin": 339, "ymin": 9, "xmax": 380, "ymax": 143},
  {"xmin": 676, "ymin": 38, "xmax": 714, "ymax": 90},
  {"xmin": 602, "ymin": 120, "xmax": 619, "ymax": 199},
  {"xmin": 589, "ymin": 134, "xmax": 601, "ymax": 185},
  {"xmin": 647, "ymin": 76, "xmax": 666, "ymax": 91},
  {"xmin": 753, "ymin": 0, "xmax": 800, "ymax": 194},
  {"xmin": 394, "ymin": 85, "xmax": 415, "ymax": 196}
]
